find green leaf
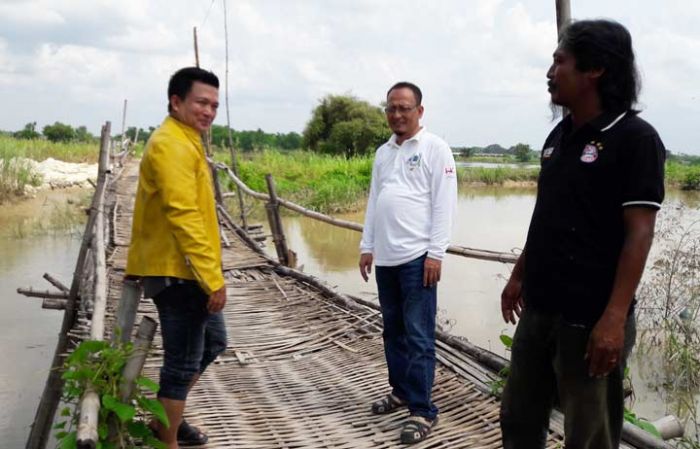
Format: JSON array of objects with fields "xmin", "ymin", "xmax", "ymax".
[
  {"xmin": 98, "ymin": 423, "xmax": 108, "ymax": 439},
  {"xmin": 637, "ymin": 420, "xmax": 662, "ymax": 437},
  {"xmin": 136, "ymin": 376, "xmax": 160, "ymax": 393},
  {"xmin": 127, "ymin": 421, "xmax": 152, "ymax": 438},
  {"xmin": 59, "ymin": 431, "xmax": 77, "ymax": 449},
  {"xmin": 499, "ymin": 334, "xmax": 514, "ymax": 348},
  {"xmin": 102, "ymin": 394, "xmax": 136, "ymax": 423},
  {"xmin": 139, "ymin": 397, "xmax": 169, "ymax": 428},
  {"xmin": 61, "ymin": 407, "xmax": 72, "ymax": 417},
  {"xmin": 53, "ymin": 421, "xmax": 67, "ymax": 430},
  {"xmin": 55, "ymin": 431, "xmax": 68, "ymax": 439},
  {"xmin": 144, "ymin": 435, "xmax": 168, "ymax": 449}
]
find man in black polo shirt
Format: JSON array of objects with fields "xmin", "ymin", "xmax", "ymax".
[{"xmin": 499, "ymin": 19, "xmax": 665, "ymax": 449}]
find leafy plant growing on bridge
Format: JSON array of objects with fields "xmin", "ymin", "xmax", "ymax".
[{"xmin": 54, "ymin": 339, "xmax": 168, "ymax": 449}]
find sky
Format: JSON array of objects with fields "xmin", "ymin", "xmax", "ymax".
[{"xmin": 0, "ymin": 0, "xmax": 698, "ymax": 153}]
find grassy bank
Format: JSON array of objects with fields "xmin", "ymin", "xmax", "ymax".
[{"xmin": 219, "ymin": 150, "xmax": 373, "ymax": 213}]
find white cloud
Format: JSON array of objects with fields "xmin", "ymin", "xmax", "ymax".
[{"xmin": 0, "ymin": 0, "xmax": 698, "ymax": 153}]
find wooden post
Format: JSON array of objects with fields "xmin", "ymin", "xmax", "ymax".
[
  {"xmin": 76, "ymin": 387, "xmax": 100, "ymax": 449},
  {"xmin": 119, "ymin": 317, "xmax": 158, "ymax": 401},
  {"xmin": 111, "ymin": 279, "xmax": 143, "ymax": 344},
  {"xmin": 264, "ymin": 174, "xmax": 290, "ymax": 266},
  {"xmin": 26, "ymin": 121, "xmax": 111, "ymax": 449}
]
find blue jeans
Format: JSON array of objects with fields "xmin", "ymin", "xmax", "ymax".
[
  {"xmin": 153, "ymin": 283, "xmax": 227, "ymax": 400},
  {"xmin": 500, "ymin": 309, "xmax": 636, "ymax": 449},
  {"xmin": 375, "ymin": 253, "xmax": 438, "ymax": 419}
]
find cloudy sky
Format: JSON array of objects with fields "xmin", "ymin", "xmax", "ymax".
[{"xmin": 1, "ymin": 0, "xmax": 698, "ymax": 153}]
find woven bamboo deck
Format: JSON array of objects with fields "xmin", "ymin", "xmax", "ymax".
[{"xmin": 78, "ymin": 159, "xmax": 571, "ymax": 448}]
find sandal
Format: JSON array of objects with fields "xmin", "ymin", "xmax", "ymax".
[
  {"xmin": 177, "ymin": 420, "xmax": 209, "ymax": 446},
  {"xmin": 371, "ymin": 393, "xmax": 407, "ymax": 415},
  {"xmin": 400, "ymin": 415, "xmax": 438, "ymax": 444}
]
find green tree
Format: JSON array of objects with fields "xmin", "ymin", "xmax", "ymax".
[
  {"xmin": 513, "ymin": 143, "xmax": 533, "ymax": 162},
  {"xmin": 74, "ymin": 126, "xmax": 95, "ymax": 142},
  {"xmin": 302, "ymin": 94, "xmax": 390, "ymax": 157},
  {"xmin": 14, "ymin": 122, "xmax": 41, "ymax": 140},
  {"xmin": 42, "ymin": 122, "xmax": 75, "ymax": 142}
]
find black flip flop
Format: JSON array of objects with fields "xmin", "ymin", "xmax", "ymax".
[{"xmin": 177, "ymin": 420, "xmax": 209, "ymax": 446}]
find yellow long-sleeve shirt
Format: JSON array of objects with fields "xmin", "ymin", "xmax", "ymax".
[{"xmin": 126, "ymin": 116, "xmax": 224, "ymax": 295}]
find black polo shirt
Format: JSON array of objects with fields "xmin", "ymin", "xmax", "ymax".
[{"xmin": 523, "ymin": 110, "xmax": 665, "ymax": 325}]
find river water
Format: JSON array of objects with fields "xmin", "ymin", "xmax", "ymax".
[{"xmin": 2, "ymin": 187, "xmax": 698, "ymax": 444}]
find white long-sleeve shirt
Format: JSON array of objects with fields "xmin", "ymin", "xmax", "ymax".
[{"xmin": 360, "ymin": 128, "xmax": 458, "ymax": 266}]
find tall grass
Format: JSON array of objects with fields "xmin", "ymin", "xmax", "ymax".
[
  {"xmin": 0, "ymin": 146, "xmax": 42, "ymax": 202},
  {"xmin": 0, "ymin": 135, "xmax": 99, "ymax": 163},
  {"xmin": 457, "ymin": 166, "xmax": 539, "ymax": 185},
  {"xmin": 219, "ymin": 150, "xmax": 373, "ymax": 213},
  {"xmin": 0, "ymin": 135, "xmax": 98, "ymax": 202}
]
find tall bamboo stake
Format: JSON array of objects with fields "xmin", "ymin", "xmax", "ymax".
[{"xmin": 222, "ymin": 0, "xmax": 248, "ymax": 230}]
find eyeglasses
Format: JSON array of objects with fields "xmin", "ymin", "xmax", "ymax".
[{"xmin": 384, "ymin": 105, "xmax": 418, "ymax": 115}]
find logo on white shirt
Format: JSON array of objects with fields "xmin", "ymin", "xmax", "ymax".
[
  {"xmin": 407, "ymin": 153, "xmax": 422, "ymax": 171},
  {"xmin": 444, "ymin": 166, "xmax": 456, "ymax": 178}
]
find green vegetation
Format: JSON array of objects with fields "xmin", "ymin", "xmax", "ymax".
[
  {"xmin": 302, "ymin": 94, "xmax": 390, "ymax": 157},
  {"xmin": 0, "ymin": 147, "xmax": 42, "ymax": 200},
  {"xmin": 56, "ymin": 339, "xmax": 167, "ymax": 449},
  {"xmin": 0, "ymin": 134, "xmax": 99, "ymax": 163},
  {"xmin": 219, "ymin": 150, "xmax": 373, "ymax": 213},
  {"xmin": 457, "ymin": 166, "xmax": 539, "ymax": 185},
  {"xmin": 636, "ymin": 207, "xmax": 700, "ymax": 446}
]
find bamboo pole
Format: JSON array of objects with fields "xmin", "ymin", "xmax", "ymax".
[
  {"xmin": 111, "ymin": 279, "xmax": 143, "ymax": 345},
  {"xmin": 555, "ymin": 0, "xmax": 571, "ymax": 37},
  {"xmin": 119, "ymin": 317, "xmax": 158, "ymax": 401},
  {"xmin": 43, "ymin": 273, "xmax": 69, "ymax": 293},
  {"xmin": 221, "ymin": 0, "xmax": 248, "ymax": 230},
  {"xmin": 76, "ymin": 388, "xmax": 100, "ymax": 449},
  {"xmin": 26, "ymin": 121, "xmax": 111, "ymax": 449},
  {"xmin": 265, "ymin": 174, "xmax": 290, "ymax": 266},
  {"xmin": 217, "ymin": 163, "xmax": 518, "ymax": 264},
  {"xmin": 17, "ymin": 288, "xmax": 69, "ymax": 300},
  {"xmin": 41, "ymin": 298, "xmax": 67, "ymax": 310},
  {"xmin": 193, "ymin": 27, "xmax": 200, "ymax": 68},
  {"xmin": 120, "ymin": 99, "xmax": 128, "ymax": 149}
]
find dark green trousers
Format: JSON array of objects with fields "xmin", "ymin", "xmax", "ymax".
[{"xmin": 500, "ymin": 309, "xmax": 636, "ymax": 449}]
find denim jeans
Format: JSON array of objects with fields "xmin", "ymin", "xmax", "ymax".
[
  {"xmin": 153, "ymin": 283, "xmax": 227, "ymax": 400},
  {"xmin": 500, "ymin": 309, "xmax": 636, "ymax": 449},
  {"xmin": 375, "ymin": 253, "xmax": 438, "ymax": 420}
]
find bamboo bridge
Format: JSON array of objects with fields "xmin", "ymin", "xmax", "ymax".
[{"xmin": 21, "ymin": 123, "xmax": 675, "ymax": 449}]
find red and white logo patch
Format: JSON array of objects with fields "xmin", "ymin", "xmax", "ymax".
[
  {"xmin": 444, "ymin": 166, "xmax": 455, "ymax": 177},
  {"xmin": 580, "ymin": 144, "xmax": 598, "ymax": 163}
]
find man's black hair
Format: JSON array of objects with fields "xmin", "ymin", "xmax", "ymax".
[
  {"xmin": 559, "ymin": 19, "xmax": 640, "ymax": 113},
  {"xmin": 167, "ymin": 67, "xmax": 220, "ymax": 112},
  {"xmin": 387, "ymin": 81, "xmax": 423, "ymax": 105}
]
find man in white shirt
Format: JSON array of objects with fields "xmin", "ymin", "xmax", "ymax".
[{"xmin": 359, "ymin": 82, "xmax": 457, "ymax": 444}]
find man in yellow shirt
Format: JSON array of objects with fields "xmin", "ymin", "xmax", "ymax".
[{"xmin": 126, "ymin": 67, "xmax": 226, "ymax": 448}]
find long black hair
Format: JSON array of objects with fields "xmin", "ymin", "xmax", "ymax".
[{"xmin": 559, "ymin": 19, "xmax": 640, "ymax": 113}]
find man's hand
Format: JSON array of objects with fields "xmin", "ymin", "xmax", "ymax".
[
  {"xmin": 359, "ymin": 253, "xmax": 373, "ymax": 282},
  {"xmin": 423, "ymin": 257, "xmax": 442, "ymax": 287},
  {"xmin": 501, "ymin": 277, "xmax": 524, "ymax": 324},
  {"xmin": 586, "ymin": 311, "xmax": 626, "ymax": 377},
  {"xmin": 207, "ymin": 286, "xmax": 227, "ymax": 314}
]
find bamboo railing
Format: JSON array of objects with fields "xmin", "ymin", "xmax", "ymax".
[{"xmin": 214, "ymin": 163, "xmax": 520, "ymax": 265}]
